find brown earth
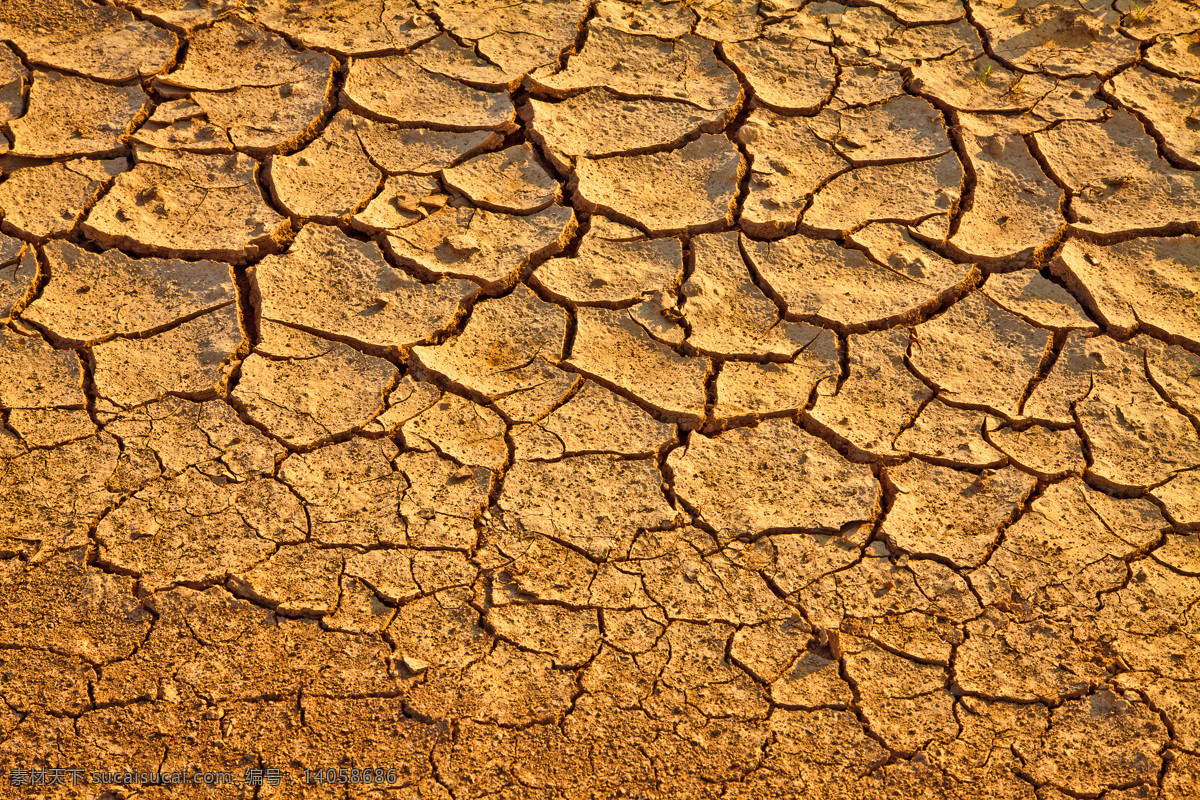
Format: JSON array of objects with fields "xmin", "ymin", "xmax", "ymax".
[{"xmin": 1, "ymin": 0, "xmax": 1200, "ymax": 798}]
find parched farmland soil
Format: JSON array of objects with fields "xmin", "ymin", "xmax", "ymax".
[{"xmin": 1, "ymin": 0, "xmax": 1200, "ymax": 797}]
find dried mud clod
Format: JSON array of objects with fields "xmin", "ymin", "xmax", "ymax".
[{"xmin": 3, "ymin": 0, "xmax": 1200, "ymax": 798}]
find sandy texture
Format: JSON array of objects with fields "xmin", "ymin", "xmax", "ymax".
[{"xmin": 3, "ymin": 2, "xmax": 1200, "ymax": 798}]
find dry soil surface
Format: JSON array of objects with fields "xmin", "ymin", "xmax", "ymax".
[{"xmin": 1, "ymin": 1, "xmax": 1200, "ymax": 798}]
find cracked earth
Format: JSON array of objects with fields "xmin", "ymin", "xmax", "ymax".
[{"xmin": 0, "ymin": 0, "xmax": 1199, "ymax": 798}]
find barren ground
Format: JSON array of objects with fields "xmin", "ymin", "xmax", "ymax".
[{"xmin": 1, "ymin": 0, "xmax": 1199, "ymax": 797}]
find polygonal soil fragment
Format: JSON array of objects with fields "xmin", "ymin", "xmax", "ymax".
[
  {"xmin": 156, "ymin": 17, "xmax": 336, "ymax": 153},
  {"xmin": 531, "ymin": 217, "xmax": 683, "ymax": 306},
  {"xmin": 1097, "ymin": 553, "xmax": 1200, "ymax": 682},
  {"xmin": 9, "ymin": 71, "xmax": 148, "ymax": 159},
  {"xmin": 735, "ymin": 626, "xmax": 852, "ymax": 708},
  {"xmin": 666, "ymin": 626, "xmax": 775, "ymax": 719},
  {"xmin": 682, "ymin": 231, "xmax": 829, "ymax": 358},
  {"xmin": 95, "ymin": 467, "xmax": 308, "ymax": 590},
  {"xmin": 425, "ymin": 0, "xmax": 589, "ymax": 76},
  {"xmin": 954, "ymin": 610, "xmax": 1109, "ymax": 702},
  {"xmin": 948, "ymin": 120, "xmax": 1064, "ymax": 262},
  {"xmin": 809, "ymin": 327, "xmax": 930, "ymax": 456},
  {"xmin": 409, "ymin": 640, "xmax": 577, "ymax": 726},
  {"xmin": 910, "ymin": 292, "xmax": 1051, "ymax": 418},
  {"xmin": 1035, "ymin": 111, "xmax": 1200, "ymax": 235},
  {"xmin": 1141, "ymin": 334, "xmax": 1200, "ymax": 430},
  {"xmin": 278, "ymin": 438, "xmax": 406, "ymax": 547},
  {"xmin": 884, "ymin": 461, "xmax": 1035, "ymax": 567},
  {"xmin": 567, "ymin": 306, "xmax": 709, "ymax": 423},
  {"xmin": 746, "ymin": 225, "xmax": 977, "ymax": 329},
  {"xmin": 668, "ymin": 418, "xmax": 880, "ymax": 540},
  {"xmin": 892, "ymin": 400, "xmax": 1005, "ymax": 467},
  {"xmin": 193, "ymin": 77, "xmax": 335, "ymax": 156},
  {"xmin": 630, "ymin": 529, "xmax": 792, "ymax": 625},
  {"xmin": 381, "ymin": 377, "xmax": 508, "ymax": 469},
  {"xmin": 251, "ymin": 0, "xmax": 438, "ymax": 55},
  {"xmin": 971, "ymin": 0, "xmax": 1139, "ymax": 77},
  {"xmin": 412, "ymin": 285, "xmax": 573, "ymax": 422},
  {"xmin": 931, "ymin": 697, "xmax": 1048, "ymax": 793},
  {"xmin": 986, "ymin": 420, "xmax": 1085, "ymax": 478},
  {"xmin": 722, "ymin": 36, "xmax": 834, "ymax": 114},
  {"xmin": 1015, "ymin": 690, "xmax": 1166, "ymax": 796},
  {"xmin": 266, "ymin": 111, "xmax": 382, "ymax": 222},
  {"xmin": 1106, "ymin": 66, "xmax": 1200, "ymax": 169},
  {"xmin": 233, "ymin": 326, "xmax": 397, "ymax": 447},
  {"xmin": 384, "ymin": 202, "xmax": 576, "ymax": 290},
  {"xmin": 809, "ymin": 95, "xmax": 951, "ymax": 165},
  {"xmin": 408, "ymin": 33, "xmax": 519, "ymax": 89},
  {"xmin": 253, "ymin": 223, "xmax": 476, "ymax": 349},
  {"xmin": 501, "ymin": 457, "xmax": 675, "ymax": 562},
  {"xmin": 974, "ymin": 478, "xmax": 1166, "ymax": 618},
  {"xmin": 711, "ymin": 334, "xmax": 840, "ymax": 421},
  {"xmin": 0, "ymin": 0, "xmax": 177, "ymax": 82},
  {"xmin": 513, "ymin": 380, "xmax": 675, "ymax": 460},
  {"xmin": 0, "ymin": 44, "xmax": 26, "ymax": 124},
  {"xmin": 1024, "ymin": 334, "xmax": 1200, "ymax": 489},
  {"xmin": 351, "ymin": 173, "xmax": 443, "ymax": 233},
  {"xmin": 805, "ymin": 152, "xmax": 963, "ymax": 236},
  {"xmin": 575, "ymin": 134, "xmax": 744, "ymax": 235},
  {"xmin": 1113, "ymin": 0, "xmax": 1200, "ymax": 39},
  {"xmin": 25, "ymin": 240, "xmax": 233, "ymax": 344},
  {"xmin": 1055, "ymin": 235, "xmax": 1200, "ymax": 346},
  {"xmin": 1146, "ymin": 30, "xmax": 1200, "ymax": 81},
  {"xmin": 916, "ymin": 64, "xmax": 1060, "ymax": 121},
  {"xmin": 869, "ymin": 0, "xmax": 965, "ymax": 23},
  {"xmin": 527, "ymin": 91, "xmax": 727, "ymax": 168},
  {"xmin": 113, "ymin": 0, "xmax": 242, "ymax": 31},
  {"xmin": 0, "ymin": 243, "xmax": 34, "ymax": 322},
  {"xmin": 691, "ymin": 0, "xmax": 765, "ymax": 41},
  {"xmin": 797, "ymin": 546, "xmax": 980, "ymax": 654},
  {"xmin": 0, "ymin": 647, "xmax": 93, "ymax": 716},
  {"xmin": 841, "ymin": 635, "xmax": 957, "ymax": 754},
  {"xmin": 0, "ymin": 328, "xmax": 85, "ymax": 410},
  {"xmin": 1029, "ymin": 77, "xmax": 1111, "ymax": 128},
  {"xmin": 1154, "ymin": 470, "xmax": 1200, "ymax": 528},
  {"xmin": 486, "ymin": 602, "xmax": 602, "ymax": 669},
  {"xmin": 1115, "ymin": 670, "xmax": 1200, "ymax": 755},
  {"xmin": 981, "ymin": 270, "xmax": 1098, "ymax": 333},
  {"xmin": 355, "ymin": 121, "xmax": 501, "ymax": 174},
  {"xmin": 835, "ymin": 63, "xmax": 907, "ymax": 107},
  {"xmin": 734, "ymin": 109, "xmax": 844, "ymax": 237},
  {"xmin": 92, "ymin": 304, "xmax": 243, "ymax": 407},
  {"xmin": 395, "ymin": 452, "xmax": 492, "ymax": 549},
  {"xmin": 0, "ymin": 159, "xmax": 126, "ymax": 242},
  {"xmin": 160, "ymin": 16, "xmax": 325, "ymax": 90},
  {"xmin": 594, "ymin": 0, "xmax": 694, "ymax": 38},
  {"xmin": 0, "ymin": 552, "xmax": 151, "ymax": 661},
  {"xmin": 105, "ymin": 396, "xmax": 283, "ymax": 481},
  {"xmin": 100, "ymin": 586, "xmax": 397, "ymax": 704},
  {"xmin": 129, "ymin": 98, "xmax": 232, "ymax": 153},
  {"xmin": 443, "ymin": 144, "xmax": 559, "ymax": 213},
  {"xmin": 0, "ymin": 230, "xmax": 23, "ymax": 264},
  {"xmin": 0, "ymin": 428, "xmax": 121, "ymax": 557},
  {"xmin": 382, "ymin": 587, "xmax": 485, "ymax": 664},
  {"xmin": 344, "ymin": 54, "xmax": 516, "ymax": 130},
  {"xmin": 530, "ymin": 24, "xmax": 741, "ymax": 112},
  {"xmin": 226, "ymin": 541, "xmax": 345, "ymax": 616},
  {"xmin": 832, "ymin": 6, "xmax": 980, "ymax": 68},
  {"xmin": 82, "ymin": 150, "xmax": 289, "ymax": 263}
]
